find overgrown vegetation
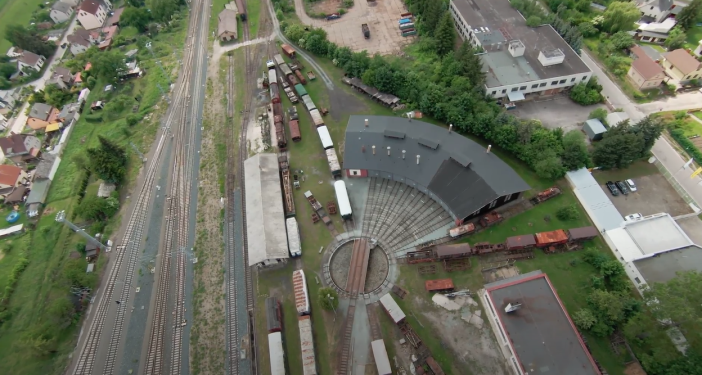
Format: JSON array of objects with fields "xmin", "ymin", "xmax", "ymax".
[
  {"xmin": 511, "ymin": 0, "xmax": 583, "ymax": 53},
  {"xmin": 591, "ymin": 117, "xmax": 664, "ymax": 169}
]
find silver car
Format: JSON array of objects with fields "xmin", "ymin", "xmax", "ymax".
[{"xmin": 626, "ymin": 179, "xmax": 637, "ymax": 192}]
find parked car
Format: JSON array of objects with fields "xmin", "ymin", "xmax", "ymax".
[
  {"xmin": 615, "ymin": 181, "xmax": 629, "ymax": 195},
  {"xmin": 626, "ymin": 179, "xmax": 637, "ymax": 192},
  {"xmin": 606, "ymin": 181, "xmax": 620, "ymax": 196},
  {"xmin": 625, "ymin": 213, "xmax": 643, "ymax": 222}
]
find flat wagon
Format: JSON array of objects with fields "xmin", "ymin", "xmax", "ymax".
[
  {"xmin": 334, "ymin": 180, "xmax": 352, "ymax": 220},
  {"xmin": 286, "ymin": 217, "xmax": 301, "ymax": 257},
  {"xmin": 302, "ymin": 95, "xmax": 316, "ymax": 111},
  {"xmin": 309, "ymin": 109, "xmax": 324, "ymax": 127},
  {"xmin": 326, "ymin": 148, "xmax": 341, "ymax": 177},
  {"xmin": 424, "ymin": 278, "xmax": 455, "ymax": 293}
]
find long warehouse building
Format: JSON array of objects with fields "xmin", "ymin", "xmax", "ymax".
[{"xmin": 244, "ymin": 153, "xmax": 290, "ymax": 267}]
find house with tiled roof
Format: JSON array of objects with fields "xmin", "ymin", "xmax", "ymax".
[
  {"xmin": 0, "ymin": 134, "xmax": 41, "ymax": 165},
  {"xmin": 27, "ymin": 103, "xmax": 60, "ymax": 130},
  {"xmin": 47, "ymin": 66, "xmax": 75, "ymax": 90},
  {"xmin": 67, "ymin": 28, "xmax": 97, "ymax": 55},
  {"xmin": 50, "ymin": 1, "xmax": 74, "ymax": 24},
  {"xmin": 628, "ymin": 46, "xmax": 666, "ymax": 89},
  {"xmin": 77, "ymin": 0, "xmax": 111, "ymax": 30},
  {"xmin": 661, "ymin": 49, "xmax": 702, "ymax": 84},
  {"xmin": 0, "ymin": 165, "xmax": 29, "ymax": 190},
  {"xmin": 17, "ymin": 51, "xmax": 45, "ymax": 74}
]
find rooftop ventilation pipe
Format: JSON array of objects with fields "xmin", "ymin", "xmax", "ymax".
[
  {"xmin": 449, "ymin": 124, "xmax": 453, "ymax": 133},
  {"xmin": 402, "ymin": 150, "xmax": 406, "ymax": 159},
  {"xmin": 387, "ymin": 146, "xmax": 391, "ymax": 156},
  {"xmin": 365, "ymin": 118, "xmax": 369, "ymax": 127},
  {"xmin": 372, "ymin": 145, "xmax": 376, "ymax": 155},
  {"xmin": 417, "ymin": 155, "xmax": 420, "ymax": 165},
  {"xmin": 487, "ymin": 145, "xmax": 492, "ymax": 153}
]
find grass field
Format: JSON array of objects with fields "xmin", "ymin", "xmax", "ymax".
[
  {"xmin": 0, "ymin": 14, "xmax": 188, "ymax": 375},
  {"xmin": 0, "ymin": 0, "xmax": 46, "ymax": 54}
]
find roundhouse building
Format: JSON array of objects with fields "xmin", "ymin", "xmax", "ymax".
[{"xmin": 343, "ymin": 116, "xmax": 529, "ymax": 223}]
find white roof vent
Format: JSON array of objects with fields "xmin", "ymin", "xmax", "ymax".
[
  {"xmin": 505, "ymin": 302, "xmax": 522, "ymax": 313},
  {"xmin": 538, "ymin": 48, "xmax": 565, "ymax": 66},
  {"xmin": 508, "ymin": 40, "xmax": 525, "ymax": 58}
]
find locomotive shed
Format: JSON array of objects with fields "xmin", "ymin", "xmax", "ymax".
[{"xmin": 483, "ymin": 271, "xmax": 600, "ymax": 375}]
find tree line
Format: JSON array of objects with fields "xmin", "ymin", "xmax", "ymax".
[{"xmin": 282, "ymin": 0, "xmax": 662, "ymax": 179}]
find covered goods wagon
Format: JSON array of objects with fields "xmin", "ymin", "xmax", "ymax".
[
  {"xmin": 309, "ymin": 109, "xmax": 324, "ymax": 127},
  {"xmin": 268, "ymin": 69, "xmax": 278, "ymax": 85},
  {"xmin": 268, "ymin": 332, "xmax": 286, "ymax": 375},
  {"xmin": 535, "ymin": 229, "xmax": 569, "ymax": 248},
  {"xmin": 316, "ymin": 126, "xmax": 333, "ymax": 150},
  {"xmin": 302, "ymin": 95, "xmax": 316, "ymax": 111},
  {"xmin": 334, "ymin": 180, "xmax": 352, "ymax": 219},
  {"xmin": 325, "ymin": 148, "xmax": 341, "ymax": 177},
  {"xmin": 266, "ymin": 297, "xmax": 282, "ymax": 333},
  {"xmin": 286, "ymin": 217, "xmax": 301, "ymax": 257},
  {"xmin": 505, "ymin": 234, "xmax": 537, "ymax": 250},
  {"xmin": 288, "ymin": 120, "xmax": 301, "ymax": 141},
  {"xmin": 371, "ymin": 340, "xmax": 392, "ymax": 375},
  {"xmin": 274, "ymin": 54, "xmax": 285, "ymax": 66},
  {"xmin": 298, "ymin": 316, "xmax": 318, "ymax": 375},
  {"xmin": 292, "ymin": 270, "xmax": 310, "ymax": 315},
  {"xmin": 294, "ymin": 84, "xmax": 307, "ymax": 97},
  {"xmin": 424, "ymin": 278, "xmax": 455, "ymax": 292},
  {"xmin": 270, "ymin": 83, "xmax": 280, "ymax": 104}
]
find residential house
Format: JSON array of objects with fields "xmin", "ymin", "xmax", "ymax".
[
  {"xmin": 59, "ymin": 0, "xmax": 81, "ymax": 6},
  {"xmin": 636, "ymin": 0, "xmax": 690, "ymax": 23},
  {"xmin": 105, "ymin": 7, "xmax": 123, "ymax": 26},
  {"xmin": 50, "ymin": 1, "xmax": 74, "ymax": 24},
  {"xmin": 78, "ymin": 88, "xmax": 91, "ymax": 104},
  {"xmin": 77, "ymin": 0, "xmax": 111, "ymax": 30},
  {"xmin": 217, "ymin": 9, "xmax": 238, "ymax": 41},
  {"xmin": 0, "ymin": 89, "xmax": 21, "ymax": 111},
  {"xmin": 27, "ymin": 103, "xmax": 60, "ymax": 130},
  {"xmin": 120, "ymin": 61, "xmax": 144, "ymax": 80},
  {"xmin": 633, "ymin": 18, "xmax": 677, "ymax": 43},
  {"xmin": 17, "ymin": 52, "xmax": 46, "ymax": 74},
  {"xmin": 628, "ymin": 47, "xmax": 666, "ymax": 89},
  {"xmin": 98, "ymin": 25, "xmax": 118, "ymax": 49},
  {"xmin": 4, "ymin": 185, "xmax": 28, "ymax": 204},
  {"xmin": 660, "ymin": 49, "xmax": 702, "ymax": 84},
  {"xmin": 67, "ymin": 28, "xmax": 96, "ymax": 55},
  {"xmin": 0, "ymin": 134, "xmax": 42, "ymax": 165},
  {"xmin": 26, "ymin": 179, "xmax": 51, "ymax": 217},
  {"xmin": 0, "ymin": 165, "xmax": 29, "ymax": 189},
  {"xmin": 46, "ymin": 29, "xmax": 65, "ymax": 43},
  {"xmin": 58, "ymin": 102, "xmax": 82, "ymax": 126},
  {"xmin": 47, "ymin": 66, "xmax": 75, "ymax": 90}
]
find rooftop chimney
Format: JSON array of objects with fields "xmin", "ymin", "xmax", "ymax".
[
  {"xmin": 362, "ymin": 145, "xmax": 366, "ymax": 153},
  {"xmin": 416, "ymin": 155, "xmax": 420, "ymax": 165},
  {"xmin": 402, "ymin": 150, "xmax": 406, "ymax": 159},
  {"xmin": 372, "ymin": 145, "xmax": 376, "ymax": 155},
  {"xmin": 449, "ymin": 124, "xmax": 453, "ymax": 133},
  {"xmin": 487, "ymin": 145, "xmax": 492, "ymax": 154},
  {"xmin": 387, "ymin": 146, "xmax": 391, "ymax": 156},
  {"xmin": 365, "ymin": 118, "xmax": 369, "ymax": 127}
]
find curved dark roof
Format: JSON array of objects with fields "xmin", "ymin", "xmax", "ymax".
[{"xmin": 343, "ymin": 116, "xmax": 530, "ymax": 220}]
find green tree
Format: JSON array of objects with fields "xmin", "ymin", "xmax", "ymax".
[
  {"xmin": 78, "ymin": 195, "xmax": 120, "ymax": 221},
  {"xmin": 644, "ymin": 271, "xmax": 702, "ymax": 327},
  {"xmin": 591, "ymin": 127, "xmax": 645, "ymax": 169},
  {"xmin": 610, "ymin": 31, "xmax": 635, "ymax": 50},
  {"xmin": 151, "ymin": 0, "xmax": 179, "ymax": 23},
  {"xmin": 570, "ymin": 81, "xmax": 603, "ymax": 105},
  {"xmin": 43, "ymin": 84, "xmax": 74, "ymax": 108},
  {"xmin": 556, "ymin": 205, "xmax": 579, "ymax": 221},
  {"xmin": 631, "ymin": 116, "xmax": 664, "ymax": 157},
  {"xmin": 127, "ymin": 0, "xmax": 145, "ymax": 6},
  {"xmin": 601, "ymin": 1, "xmax": 640, "ymax": 33},
  {"xmin": 526, "ymin": 15, "xmax": 542, "ymax": 27},
  {"xmin": 588, "ymin": 108, "xmax": 608, "ymax": 123},
  {"xmin": 0, "ymin": 62, "xmax": 16, "ymax": 79},
  {"xmin": 561, "ymin": 130, "xmax": 590, "ymax": 170},
  {"xmin": 573, "ymin": 308, "xmax": 597, "ymax": 330},
  {"xmin": 5, "ymin": 24, "xmax": 56, "ymax": 57},
  {"xmin": 534, "ymin": 154, "xmax": 565, "ymax": 179},
  {"xmin": 318, "ymin": 287, "xmax": 339, "ymax": 311},
  {"xmin": 587, "ymin": 289, "xmax": 627, "ymax": 336},
  {"xmin": 87, "ymin": 136, "xmax": 128, "ymax": 184},
  {"xmin": 578, "ymin": 22, "xmax": 599, "ymax": 37},
  {"xmin": 664, "ymin": 27, "xmax": 687, "ymax": 50},
  {"xmin": 676, "ymin": 0, "xmax": 702, "ymax": 30},
  {"xmin": 422, "ymin": 0, "xmax": 443, "ymax": 37},
  {"xmin": 91, "ymin": 50, "xmax": 126, "ymax": 83},
  {"xmin": 121, "ymin": 7, "xmax": 152, "ymax": 32},
  {"xmin": 434, "ymin": 13, "xmax": 455, "ymax": 56}
]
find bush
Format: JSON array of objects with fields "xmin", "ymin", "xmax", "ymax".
[
  {"xmin": 556, "ymin": 205, "xmax": 579, "ymax": 221},
  {"xmin": 669, "ymin": 129, "xmax": 702, "ymax": 166},
  {"xmin": 588, "ymin": 108, "xmax": 608, "ymax": 123}
]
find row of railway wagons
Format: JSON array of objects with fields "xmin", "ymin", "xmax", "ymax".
[
  {"xmin": 407, "ymin": 226, "xmax": 599, "ymax": 263},
  {"xmin": 267, "ymin": 61, "xmax": 287, "ymax": 149}
]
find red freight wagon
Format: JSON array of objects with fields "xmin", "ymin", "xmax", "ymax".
[
  {"xmin": 535, "ymin": 229, "xmax": 569, "ymax": 247},
  {"xmin": 433, "ymin": 244, "xmax": 472, "ymax": 260},
  {"xmin": 505, "ymin": 234, "xmax": 537, "ymax": 250},
  {"xmin": 281, "ymin": 44, "xmax": 296, "ymax": 58},
  {"xmin": 424, "ymin": 278, "xmax": 455, "ymax": 292},
  {"xmin": 288, "ymin": 120, "xmax": 301, "ymax": 141},
  {"xmin": 269, "ymin": 83, "xmax": 280, "ymax": 104}
]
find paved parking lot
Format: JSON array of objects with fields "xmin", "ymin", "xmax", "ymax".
[
  {"xmin": 600, "ymin": 174, "xmax": 693, "ymax": 217},
  {"xmin": 294, "ymin": 0, "xmax": 414, "ymax": 54},
  {"xmin": 511, "ymin": 95, "xmax": 605, "ymax": 134}
]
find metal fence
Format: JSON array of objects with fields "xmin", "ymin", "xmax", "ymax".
[{"xmin": 652, "ymin": 158, "xmax": 700, "ymax": 210}]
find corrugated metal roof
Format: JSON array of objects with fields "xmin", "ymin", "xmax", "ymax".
[
  {"xmin": 371, "ymin": 340, "xmax": 392, "ymax": 375},
  {"xmin": 268, "ymin": 332, "xmax": 286, "ymax": 375},
  {"xmin": 286, "ymin": 218, "xmax": 301, "ymax": 257},
  {"xmin": 298, "ymin": 316, "xmax": 317, "ymax": 375},
  {"xmin": 379, "ymin": 293, "xmax": 405, "ymax": 324},
  {"xmin": 566, "ymin": 168, "xmax": 624, "ymax": 231}
]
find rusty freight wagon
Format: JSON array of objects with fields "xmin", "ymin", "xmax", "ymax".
[
  {"xmin": 235, "ymin": 0, "xmax": 246, "ymax": 20},
  {"xmin": 567, "ymin": 226, "xmax": 598, "ymax": 242},
  {"xmin": 426, "ymin": 357, "xmax": 445, "ymax": 375},
  {"xmin": 269, "ymin": 82, "xmax": 280, "ymax": 104},
  {"xmin": 535, "ymin": 229, "xmax": 569, "ymax": 248},
  {"xmin": 449, "ymin": 222, "xmax": 475, "ymax": 238},
  {"xmin": 434, "ymin": 243, "xmax": 472, "ymax": 260},
  {"xmin": 309, "ymin": 109, "xmax": 324, "ymax": 127},
  {"xmin": 288, "ymin": 119, "xmax": 301, "ymax": 141},
  {"xmin": 273, "ymin": 54, "xmax": 286, "ymax": 66},
  {"xmin": 281, "ymin": 44, "xmax": 296, "ymax": 58},
  {"xmin": 274, "ymin": 114, "xmax": 286, "ymax": 148},
  {"xmin": 480, "ymin": 211, "xmax": 504, "ymax": 228},
  {"xmin": 266, "ymin": 297, "xmax": 282, "ymax": 333},
  {"xmin": 295, "ymin": 70, "xmax": 307, "ymax": 85},
  {"xmin": 425, "ymin": 278, "xmax": 455, "ymax": 293},
  {"xmin": 293, "ymin": 270, "xmax": 310, "ymax": 315},
  {"xmin": 505, "ymin": 234, "xmax": 537, "ymax": 250}
]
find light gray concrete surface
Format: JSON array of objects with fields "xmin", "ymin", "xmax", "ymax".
[
  {"xmin": 601, "ymin": 174, "xmax": 692, "ymax": 217},
  {"xmin": 511, "ymin": 95, "xmax": 605, "ymax": 133},
  {"xmin": 676, "ymin": 216, "xmax": 702, "ymax": 246},
  {"xmin": 293, "ymin": 0, "xmax": 414, "ymax": 55},
  {"xmin": 351, "ymin": 303, "xmax": 372, "ymax": 375}
]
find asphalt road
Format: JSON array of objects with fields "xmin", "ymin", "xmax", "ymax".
[{"xmin": 580, "ymin": 50, "xmax": 702, "ymax": 209}]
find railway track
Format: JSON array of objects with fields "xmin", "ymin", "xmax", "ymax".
[
  {"xmin": 71, "ymin": 4, "xmax": 203, "ymax": 370},
  {"xmin": 142, "ymin": 0, "xmax": 209, "ymax": 372}
]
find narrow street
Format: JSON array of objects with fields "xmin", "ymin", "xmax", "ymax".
[{"xmin": 580, "ymin": 50, "xmax": 702, "ymax": 209}]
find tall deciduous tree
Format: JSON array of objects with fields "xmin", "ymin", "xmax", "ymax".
[
  {"xmin": 676, "ymin": 0, "xmax": 702, "ymax": 30},
  {"xmin": 121, "ymin": 6, "xmax": 152, "ymax": 32},
  {"xmin": 87, "ymin": 136, "xmax": 128, "ymax": 184},
  {"xmin": 592, "ymin": 125, "xmax": 645, "ymax": 169},
  {"xmin": 422, "ymin": 0, "xmax": 443, "ymax": 37},
  {"xmin": 5, "ymin": 24, "xmax": 56, "ymax": 57},
  {"xmin": 561, "ymin": 130, "xmax": 590, "ymax": 170},
  {"xmin": 91, "ymin": 50, "xmax": 126, "ymax": 83},
  {"xmin": 664, "ymin": 27, "xmax": 687, "ymax": 50},
  {"xmin": 601, "ymin": 1, "xmax": 640, "ymax": 34},
  {"xmin": 644, "ymin": 271, "xmax": 702, "ymax": 327},
  {"xmin": 151, "ymin": 0, "xmax": 179, "ymax": 23},
  {"xmin": 318, "ymin": 287, "xmax": 339, "ymax": 311},
  {"xmin": 434, "ymin": 13, "xmax": 455, "ymax": 56}
]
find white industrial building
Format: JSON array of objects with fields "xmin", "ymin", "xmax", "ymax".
[
  {"xmin": 244, "ymin": 154, "xmax": 289, "ymax": 267},
  {"xmin": 449, "ymin": 0, "xmax": 592, "ymax": 101}
]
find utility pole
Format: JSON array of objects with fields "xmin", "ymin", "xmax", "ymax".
[{"xmin": 55, "ymin": 210, "xmax": 106, "ymax": 250}]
